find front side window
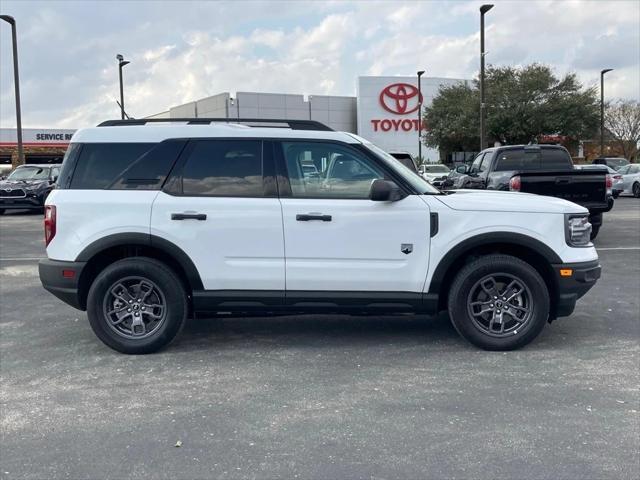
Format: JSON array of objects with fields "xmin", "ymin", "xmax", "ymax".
[
  {"xmin": 282, "ymin": 142, "xmax": 384, "ymax": 199},
  {"xmin": 181, "ymin": 140, "xmax": 263, "ymax": 196},
  {"xmin": 470, "ymin": 153, "xmax": 485, "ymax": 173},
  {"xmin": 629, "ymin": 165, "xmax": 640, "ymax": 174}
]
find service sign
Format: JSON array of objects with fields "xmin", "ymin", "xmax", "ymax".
[
  {"xmin": 357, "ymin": 76, "xmax": 468, "ymax": 161},
  {"xmin": 0, "ymin": 128, "xmax": 76, "ymax": 147}
]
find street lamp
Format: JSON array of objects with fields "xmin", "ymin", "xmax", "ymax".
[
  {"xmin": 600, "ymin": 68, "xmax": 613, "ymax": 156},
  {"xmin": 417, "ymin": 70, "xmax": 425, "ymax": 163},
  {"xmin": 116, "ymin": 54, "xmax": 130, "ymax": 120},
  {"xmin": 308, "ymin": 95, "xmax": 313, "ymax": 120},
  {"xmin": 479, "ymin": 4, "xmax": 494, "ymax": 151},
  {"xmin": 1, "ymin": 15, "xmax": 24, "ymax": 166}
]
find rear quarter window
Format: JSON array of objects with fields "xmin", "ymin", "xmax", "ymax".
[{"xmin": 69, "ymin": 143, "xmax": 155, "ymax": 189}]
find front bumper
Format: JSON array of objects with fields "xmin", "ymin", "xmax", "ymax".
[
  {"xmin": 0, "ymin": 193, "xmax": 46, "ymax": 210},
  {"xmin": 39, "ymin": 259, "xmax": 87, "ymax": 310},
  {"xmin": 551, "ymin": 259, "xmax": 601, "ymax": 319}
]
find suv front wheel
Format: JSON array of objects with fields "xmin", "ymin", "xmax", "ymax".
[
  {"xmin": 448, "ymin": 254, "xmax": 550, "ymax": 350},
  {"xmin": 87, "ymin": 257, "xmax": 188, "ymax": 354}
]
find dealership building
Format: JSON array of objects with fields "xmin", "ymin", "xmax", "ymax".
[{"xmin": 149, "ymin": 76, "xmax": 469, "ymax": 162}]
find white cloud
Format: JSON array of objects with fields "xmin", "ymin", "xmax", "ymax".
[{"xmin": 0, "ymin": 0, "xmax": 638, "ymax": 128}]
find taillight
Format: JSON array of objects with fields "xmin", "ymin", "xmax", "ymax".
[
  {"xmin": 509, "ymin": 175, "xmax": 521, "ymax": 192},
  {"xmin": 605, "ymin": 174, "xmax": 613, "ymax": 194},
  {"xmin": 614, "ymin": 175, "xmax": 622, "ymax": 180},
  {"xmin": 44, "ymin": 205, "xmax": 56, "ymax": 246}
]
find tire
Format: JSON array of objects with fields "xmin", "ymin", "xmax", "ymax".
[
  {"xmin": 590, "ymin": 224, "xmax": 600, "ymax": 240},
  {"xmin": 86, "ymin": 257, "xmax": 188, "ymax": 354},
  {"xmin": 447, "ymin": 254, "xmax": 550, "ymax": 351},
  {"xmin": 0, "ymin": 209, "xmax": 5, "ymax": 215},
  {"xmin": 633, "ymin": 182, "xmax": 640, "ymax": 198}
]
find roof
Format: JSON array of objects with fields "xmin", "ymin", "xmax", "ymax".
[{"xmin": 72, "ymin": 123, "xmax": 360, "ymax": 144}]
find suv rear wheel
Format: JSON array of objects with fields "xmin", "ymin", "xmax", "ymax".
[
  {"xmin": 447, "ymin": 254, "xmax": 549, "ymax": 350},
  {"xmin": 87, "ymin": 257, "xmax": 188, "ymax": 354}
]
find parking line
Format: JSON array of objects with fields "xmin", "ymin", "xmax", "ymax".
[{"xmin": 597, "ymin": 247, "xmax": 640, "ymax": 251}]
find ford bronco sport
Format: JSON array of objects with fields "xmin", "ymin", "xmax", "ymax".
[{"xmin": 39, "ymin": 118, "xmax": 601, "ymax": 354}]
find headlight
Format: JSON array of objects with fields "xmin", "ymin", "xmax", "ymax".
[{"xmin": 565, "ymin": 214, "xmax": 592, "ymax": 247}]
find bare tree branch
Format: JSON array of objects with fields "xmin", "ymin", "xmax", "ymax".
[{"xmin": 605, "ymin": 100, "xmax": 640, "ymax": 160}]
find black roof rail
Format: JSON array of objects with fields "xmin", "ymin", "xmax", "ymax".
[{"xmin": 97, "ymin": 118, "xmax": 333, "ymax": 131}]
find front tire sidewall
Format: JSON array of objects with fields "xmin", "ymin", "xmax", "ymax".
[
  {"xmin": 448, "ymin": 256, "xmax": 550, "ymax": 351},
  {"xmin": 87, "ymin": 258, "xmax": 187, "ymax": 354},
  {"xmin": 633, "ymin": 183, "xmax": 640, "ymax": 198}
]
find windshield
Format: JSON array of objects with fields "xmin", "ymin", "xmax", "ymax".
[
  {"xmin": 362, "ymin": 142, "xmax": 440, "ymax": 194},
  {"xmin": 7, "ymin": 167, "xmax": 50, "ymax": 181},
  {"xmin": 424, "ymin": 165, "xmax": 450, "ymax": 173}
]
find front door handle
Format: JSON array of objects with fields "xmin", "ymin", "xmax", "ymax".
[
  {"xmin": 171, "ymin": 213, "xmax": 207, "ymax": 221},
  {"xmin": 296, "ymin": 213, "xmax": 332, "ymax": 222}
]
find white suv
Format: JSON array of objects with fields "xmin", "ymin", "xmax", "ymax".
[{"xmin": 39, "ymin": 119, "xmax": 601, "ymax": 354}]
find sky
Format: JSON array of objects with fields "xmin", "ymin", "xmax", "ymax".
[{"xmin": 1, "ymin": 0, "xmax": 639, "ymax": 128}]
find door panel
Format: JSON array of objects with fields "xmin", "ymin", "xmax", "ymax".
[
  {"xmin": 280, "ymin": 196, "xmax": 430, "ymax": 292},
  {"xmin": 151, "ymin": 193, "xmax": 284, "ymax": 290},
  {"xmin": 150, "ymin": 139, "xmax": 284, "ymax": 292}
]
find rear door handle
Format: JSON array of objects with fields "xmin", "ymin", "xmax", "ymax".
[
  {"xmin": 296, "ymin": 213, "xmax": 332, "ymax": 222},
  {"xmin": 171, "ymin": 213, "xmax": 207, "ymax": 221}
]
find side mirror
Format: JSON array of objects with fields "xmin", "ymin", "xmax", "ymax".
[
  {"xmin": 456, "ymin": 165, "xmax": 468, "ymax": 174},
  {"xmin": 369, "ymin": 179, "xmax": 405, "ymax": 202}
]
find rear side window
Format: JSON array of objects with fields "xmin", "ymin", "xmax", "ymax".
[
  {"xmin": 70, "ymin": 143, "xmax": 155, "ymax": 189},
  {"xmin": 540, "ymin": 149, "xmax": 572, "ymax": 169},
  {"xmin": 109, "ymin": 140, "xmax": 186, "ymax": 190},
  {"xmin": 180, "ymin": 140, "xmax": 263, "ymax": 196},
  {"xmin": 494, "ymin": 150, "xmax": 539, "ymax": 171}
]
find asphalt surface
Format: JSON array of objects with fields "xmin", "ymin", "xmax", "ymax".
[{"xmin": 1, "ymin": 198, "xmax": 639, "ymax": 479}]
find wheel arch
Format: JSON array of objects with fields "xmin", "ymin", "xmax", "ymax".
[
  {"xmin": 428, "ymin": 232, "xmax": 562, "ymax": 316},
  {"xmin": 75, "ymin": 233, "xmax": 203, "ymax": 309}
]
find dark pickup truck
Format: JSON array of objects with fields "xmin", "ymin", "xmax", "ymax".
[{"xmin": 455, "ymin": 145, "xmax": 613, "ymax": 239}]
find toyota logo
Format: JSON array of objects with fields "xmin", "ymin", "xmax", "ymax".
[
  {"xmin": 5, "ymin": 188, "xmax": 12, "ymax": 192},
  {"xmin": 379, "ymin": 83, "xmax": 423, "ymax": 115}
]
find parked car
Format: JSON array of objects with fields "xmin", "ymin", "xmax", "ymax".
[
  {"xmin": 388, "ymin": 151, "xmax": 418, "ymax": 173},
  {"xmin": 592, "ymin": 157, "xmax": 629, "ymax": 170},
  {"xmin": 421, "ymin": 164, "xmax": 451, "ymax": 184},
  {"xmin": 455, "ymin": 145, "xmax": 612, "ymax": 239},
  {"xmin": 616, "ymin": 163, "xmax": 640, "ymax": 197},
  {"xmin": 39, "ymin": 118, "xmax": 600, "ymax": 354},
  {"xmin": 0, "ymin": 164, "xmax": 60, "ymax": 215},
  {"xmin": 576, "ymin": 164, "xmax": 623, "ymax": 198}
]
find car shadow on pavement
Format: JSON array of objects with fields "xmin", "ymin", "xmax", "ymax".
[{"xmin": 175, "ymin": 312, "xmax": 465, "ymax": 351}]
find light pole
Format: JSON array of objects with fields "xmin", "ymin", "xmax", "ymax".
[
  {"xmin": 1, "ymin": 15, "xmax": 24, "ymax": 166},
  {"xmin": 308, "ymin": 95, "xmax": 313, "ymax": 120},
  {"xmin": 417, "ymin": 70, "xmax": 425, "ymax": 163},
  {"xmin": 479, "ymin": 4, "xmax": 493, "ymax": 151},
  {"xmin": 600, "ymin": 68, "xmax": 613, "ymax": 156},
  {"xmin": 116, "ymin": 54, "xmax": 130, "ymax": 120}
]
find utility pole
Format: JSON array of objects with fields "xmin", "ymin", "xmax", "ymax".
[
  {"xmin": 1, "ymin": 15, "xmax": 24, "ymax": 166},
  {"xmin": 600, "ymin": 68, "xmax": 613, "ymax": 156},
  {"xmin": 479, "ymin": 4, "xmax": 494, "ymax": 151}
]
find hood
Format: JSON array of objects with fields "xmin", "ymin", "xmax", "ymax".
[{"xmin": 435, "ymin": 189, "xmax": 588, "ymax": 214}]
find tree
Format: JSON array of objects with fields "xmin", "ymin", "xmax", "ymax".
[
  {"xmin": 605, "ymin": 100, "xmax": 640, "ymax": 160},
  {"xmin": 423, "ymin": 64, "xmax": 600, "ymax": 153}
]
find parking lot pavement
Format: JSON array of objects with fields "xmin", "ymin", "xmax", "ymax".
[{"xmin": 1, "ymin": 199, "xmax": 638, "ymax": 480}]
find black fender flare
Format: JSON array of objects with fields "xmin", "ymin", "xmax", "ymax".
[
  {"xmin": 427, "ymin": 232, "xmax": 562, "ymax": 294},
  {"xmin": 75, "ymin": 232, "xmax": 204, "ymax": 290}
]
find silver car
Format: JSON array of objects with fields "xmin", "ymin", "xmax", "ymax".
[
  {"xmin": 616, "ymin": 163, "xmax": 640, "ymax": 197},
  {"xmin": 575, "ymin": 164, "xmax": 624, "ymax": 198}
]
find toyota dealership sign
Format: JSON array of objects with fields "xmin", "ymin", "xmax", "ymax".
[{"xmin": 357, "ymin": 76, "xmax": 468, "ymax": 161}]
